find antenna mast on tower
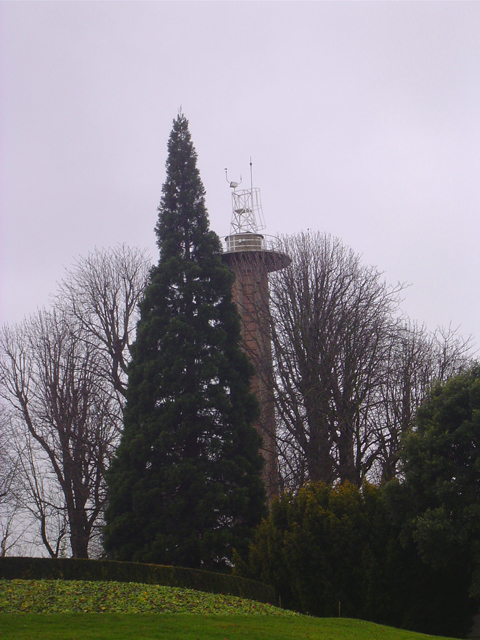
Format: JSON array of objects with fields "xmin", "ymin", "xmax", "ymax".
[{"xmin": 225, "ymin": 160, "xmax": 266, "ymax": 235}]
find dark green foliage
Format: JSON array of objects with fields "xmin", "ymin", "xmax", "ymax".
[
  {"xmin": 384, "ymin": 364, "xmax": 480, "ymax": 632},
  {"xmin": 393, "ymin": 365, "xmax": 480, "ymax": 573},
  {"xmin": 236, "ymin": 481, "xmax": 476, "ymax": 638},
  {"xmin": 236, "ymin": 483, "xmax": 396, "ymax": 620},
  {"xmin": 104, "ymin": 113, "xmax": 266, "ymax": 570},
  {"xmin": 0, "ymin": 557, "xmax": 275, "ymax": 604}
]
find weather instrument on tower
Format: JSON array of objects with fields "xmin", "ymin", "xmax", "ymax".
[{"xmin": 225, "ymin": 161, "xmax": 266, "ymax": 237}]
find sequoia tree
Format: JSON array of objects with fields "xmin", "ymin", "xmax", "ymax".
[{"xmin": 104, "ymin": 113, "xmax": 266, "ymax": 569}]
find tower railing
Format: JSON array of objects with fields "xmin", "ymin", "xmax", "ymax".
[{"xmin": 223, "ymin": 234, "xmax": 281, "ymax": 254}]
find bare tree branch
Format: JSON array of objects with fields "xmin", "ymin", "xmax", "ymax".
[
  {"xmin": 264, "ymin": 232, "xmax": 473, "ymax": 491},
  {"xmin": 55, "ymin": 244, "xmax": 151, "ymax": 400},
  {"xmin": 0, "ymin": 245, "xmax": 150, "ymax": 557}
]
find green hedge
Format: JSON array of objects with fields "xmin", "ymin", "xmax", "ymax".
[{"xmin": 0, "ymin": 557, "xmax": 275, "ymax": 604}]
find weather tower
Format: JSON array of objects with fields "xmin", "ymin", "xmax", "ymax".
[{"xmin": 222, "ymin": 162, "xmax": 290, "ymax": 503}]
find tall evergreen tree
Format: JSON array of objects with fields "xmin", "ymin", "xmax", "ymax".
[{"xmin": 104, "ymin": 113, "xmax": 266, "ymax": 569}]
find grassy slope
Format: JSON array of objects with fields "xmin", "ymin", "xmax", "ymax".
[
  {"xmin": 0, "ymin": 579, "xmax": 289, "ymax": 615},
  {"xmin": 0, "ymin": 580, "xmax": 459, "ymax": 640}
]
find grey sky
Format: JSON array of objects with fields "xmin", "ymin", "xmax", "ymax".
[{"xmin": 1, "ymin": 2, "xmax": 479, "ymax": 347}]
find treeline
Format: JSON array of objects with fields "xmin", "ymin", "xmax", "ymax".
[
  {"xmin": 235, "ymin": 478, "xmax": 476, "ymax": 639},
  {"xmin": 0, "ymin": 114, "xmax": 478, "ymax": 637},
  {"xmin": 266, "ymin": 231, "xmax": 472, "ymax": 490},
  {"xmin": 236, "ymin": 364, "xmax": 480, "ymax": 638},
  {"xmin": 1, "ymin": 235, "xmax": 471, "ymax": 559},
  {"xmin": 0, "ymin": 245, "xmax": 151, "ymax": 557}
]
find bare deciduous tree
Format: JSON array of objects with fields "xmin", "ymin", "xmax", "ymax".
[
  {"xmin": 266, "ymin": 232, "xmax": 473, "ymax": 491},
  {"xmin": 11, "ymin": 426, "xmax": 69, "ymax": 557},
  {"xmin": 269, "ymin": 232, "xmax": 404, "ymax": 487},
  {"xmin": 0, "ymin": 404, "xmax": 23, "ymax": 556},
  {"xmin": 0, "ymin": 406, "xmax": 13, "ymax": 503},
  {"xmin": 0, "ymin": 245, "xmax": 150, "ymax": 557},
  {"xmin": 55, "ymin": 244, "xmax": 151, "ymax": 401},
  {"xmin": 373, "ymin": 322, "xmax": 473, "ymax": 482},
  {"xmin": 0, "ymin": 309, "xmax": 119, "ymax": 557}
]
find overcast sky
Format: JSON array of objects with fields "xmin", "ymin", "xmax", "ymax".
[{"xmin": 1, "ymin": 2, "xmax": 479, "ymax": 349}]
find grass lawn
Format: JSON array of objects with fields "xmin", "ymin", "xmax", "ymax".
[
  {"xmin": 0, "ymin": 580, "xmax": 459, "ymax": 640},
  {"xmin": 0, "ymin": 614, "xmax": 460, "ymax": 640}
]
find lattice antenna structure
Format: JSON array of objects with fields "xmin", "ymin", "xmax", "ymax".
[{"xmin": 225, "ymin": 163, "xmax": 266, "ymax": 235}]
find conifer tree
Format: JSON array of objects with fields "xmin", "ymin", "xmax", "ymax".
[{"xmin": 104, "ymin": 113, "xmax": 266, "ymax": 569}]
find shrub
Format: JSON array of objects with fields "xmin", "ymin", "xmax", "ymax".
[
  {"xmin": 0, "ymin": 557, "xmax": 275, "ymax": 604},
  {"xmin": 236, "ymin": 481, "xmax": 476, "ymax": 638}
]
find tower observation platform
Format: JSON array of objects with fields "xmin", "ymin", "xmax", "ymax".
[
  {"xmin": 222, "ymin": 167, "xmax": 290, "ymax": 504},
  {"xmin": 223, "ymin": 232, "xmax": 291, "ymax": 271}
]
